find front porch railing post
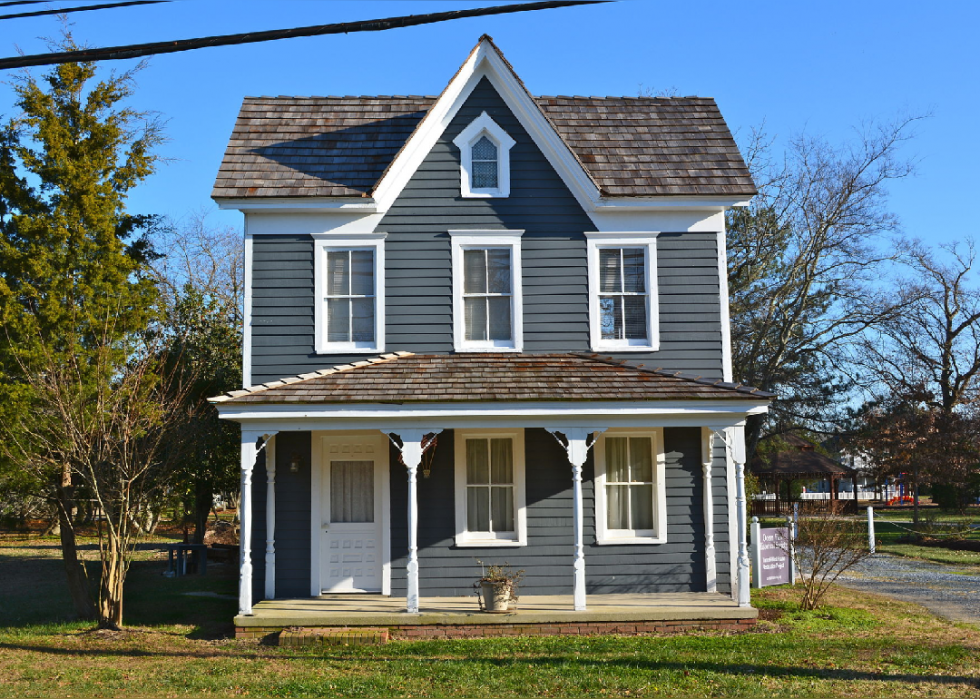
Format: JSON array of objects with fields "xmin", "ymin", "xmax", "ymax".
[
  {"xmin": 701, "ymin": 428, "xmax": 717, "ymax": 593},
  {"xmin": 381, "ymin": 428, "xmax": 443, "ymax": 615},
  {"xmin": 546, "ymin": 427, "xmax": 606, "ymax": 612},
  {"xmin": 733, "ymin": 425, "xmax": 751, "ymax": 608},
  {"xmin": 239, "ymin": 432, "xmax": 259, "ymax": 616},
  {"xmin": 265, "ymin": 436, "xmax": 277, "ymax": 600}
]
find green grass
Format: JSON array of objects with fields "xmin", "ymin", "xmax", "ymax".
[{"xmin": 1, "ymin": 535, "xmax": 979, "ymax": 697}]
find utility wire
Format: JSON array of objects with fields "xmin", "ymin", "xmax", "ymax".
[
  {"xmin": 0, "ymin": 0, "xmax": 168, "ymax": 21},
  {"xmin": 0, "ymin": 0, "xmax": 609, "ymax": 69}
]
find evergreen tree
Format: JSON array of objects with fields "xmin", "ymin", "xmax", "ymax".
[{"xmin": 0, "ymin": 36, "xmax": 162, "ymax": 621}]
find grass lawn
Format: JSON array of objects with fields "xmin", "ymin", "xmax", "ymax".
[{"xmin": 1, "ymin": 535, "xmax": 979, "ymax": 697}]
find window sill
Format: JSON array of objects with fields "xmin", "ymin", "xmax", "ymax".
[
  {"xmin": 454, "ymin": 345, "xmax": 522, "ymax": 353},
  {"xmin": 454, "ymin": 538, "xmax": 526, "ymax": 548},
  {"xmin": 596, "ymin": 536, "xmax": 666, "ymax": 546},
  {"xmin": 591, "ymin": 344, "xmax": 659, "ymax": 353},
  {"xmin": 460, "ymin": 191, "xmax": 509, "ymax": 199},
  {"xmin": 314, "ymin": 346, "xmax": 384, "ymax": 355}
]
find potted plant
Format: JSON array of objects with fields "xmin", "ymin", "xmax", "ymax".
[{"xmin": 474, "ymin": 561, "xmax": 524, "ymax": 613}]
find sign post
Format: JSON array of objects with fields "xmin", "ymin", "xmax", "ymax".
[{"xmin": 867, "ymin": 506, "xmax": 876, "ymax": 554}]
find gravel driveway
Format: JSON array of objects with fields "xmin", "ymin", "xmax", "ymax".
[{"xmin": 835, "ymin": 554, "xmax": 980, "ymax": 624}]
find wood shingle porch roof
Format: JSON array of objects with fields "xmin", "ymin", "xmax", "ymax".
[{"xmin": 210, "ymin": 352, "xmax": 775, "ymax": 405}]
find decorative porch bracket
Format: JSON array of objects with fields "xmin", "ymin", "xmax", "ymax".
[
  {"xmin": 239, "ymin": 429, "xmax": 278, "ymax": 617},
  {"xmin": 381, "ymin": 428, "xmax": 444, "ymax": 614},
  {"xmin": 701, "ymin": 428, "xmax": 717, "ymax": 594},
  {"xmin": 712, "ymin": 425, "xmax": 750, "ymax": 608},
  {"xmin": 545, "ymin": 427, "xmax": 607, "ymax": 612}
]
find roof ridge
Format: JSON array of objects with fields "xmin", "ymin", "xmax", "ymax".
[
  {"xmin": 208, "ymin": 351, "xmax": 414, "ymax": 403},
  {"xmin": 569, "ymin": 352, "xmax": 775, "ymax": 398}
]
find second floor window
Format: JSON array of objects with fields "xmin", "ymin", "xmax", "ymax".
[
  {"xmin": 314, "ymin": 233, "xmax": 385, "ymax": 354},
  {"xmin": 326, "ymin": 249, "xmax": 375, "ymax": 344},
  {"xmin": 463, "ymin": 248, "xmax": 511, "ymax": 343},
  {"xmin": 471, "ymin": 136, "xmax": 499, "ymax": 189},
  {"xmin": 450, "ymin": 230, "xmax": 524, "ymax": 352},
  {"xmin": 599, "ymin": 247, "xmax": 646, "ymax": 341},
  {"xmin": 586, "ymin": 233, "xmax": 659, "ymax": 352}
]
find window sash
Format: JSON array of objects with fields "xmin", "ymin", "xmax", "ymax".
[
  {"xmin": 324, "ymin": 248, "xmax": 376, "ymax": 345},
  {"xmin": 604, "ymin": 436, "xmax": 656, "ymax": 534},
  {"xmin": 471, "ymin": 135, "xmax": 499, "ymax": 189},
  {"xmin": 462, "ymin": 248, "xmax": 513, "ymax": 343},
  {"xmin": 598, "ymin": 247, "xmax": 648, "ymax": 342},
  {"xmin": 464, "ymin": 437, "xmax": 515, "ymax": 535}
]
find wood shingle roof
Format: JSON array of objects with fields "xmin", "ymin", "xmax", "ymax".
[
  {"xmin": 210, "ymin": 353, "xmax": 774, "ymax": 405},
  {"xmin": 212, "ymin": 94, "xmax": 755, "ymax": 200}
]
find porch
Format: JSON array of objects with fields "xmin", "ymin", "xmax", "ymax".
[{"xmin": 236, "ymin": 592, "xmax": 758, "ymax": 640}]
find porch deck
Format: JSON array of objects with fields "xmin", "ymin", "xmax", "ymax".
[{"xmin": 236, "ymin": 592, "xmax": 756, "ymax": 629}]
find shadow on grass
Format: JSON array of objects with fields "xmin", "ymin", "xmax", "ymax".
[
  {"xmin": 0, "ymin": 545, "xmax": 237, "ymax": 637},
  {"xmin": 0, "ymin": 642, "xmax": 975, "ymax": 689}
]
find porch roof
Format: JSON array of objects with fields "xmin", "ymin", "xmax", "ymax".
[{"xmin": 210, "ymin": 352, "xmax": 775, "ymax": 406}]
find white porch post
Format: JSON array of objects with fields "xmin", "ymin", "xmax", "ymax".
[
  {"xmin": 264, "ymin": 435, "xmax": 277, "ymax": 601},
  {"xmin": 701, "ymin": 428, "xmax": 717, "ymax": 594},
  {"xmin": 239, "ymin": 431, "xmax": 260, "ymax": 616},
  {"xmin": 732, "ymin": 424, "xmax": 751, "ymax": 608},
  {"xmin": 546, "ymin": 427, "xmax": 606, "ymax": 612},
  {"xmin": 381, "ymin": 428, "xmax": 442, "ymax": 614}
]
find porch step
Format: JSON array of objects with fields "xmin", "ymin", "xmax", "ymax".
[{"xmin": 279, "ymin": 626, "xmax": 390, "ymax": 647}]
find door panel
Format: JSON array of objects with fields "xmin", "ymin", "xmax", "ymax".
[{"xmin": 320, "ymin": 440, "xmax": 385, "ymax": 593}]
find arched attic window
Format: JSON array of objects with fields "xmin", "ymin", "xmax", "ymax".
[{"xmin": 453, "ymin": 111, "xmax": 516, "ymax": 198}]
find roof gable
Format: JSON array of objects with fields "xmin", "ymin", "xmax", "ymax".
[{"xmin": 212, "ymin": 37, "xmax": 755, "ymax": 208}]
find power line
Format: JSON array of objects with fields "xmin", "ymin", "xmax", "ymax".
[
  {"xmin": 0, "ymin": 0, "xmax": 609, "ymax": 70},
  {"xmin": 0, "ymin": 0, "xmax": 168, "ymax": 21}
]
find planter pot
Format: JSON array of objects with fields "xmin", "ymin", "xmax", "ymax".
[{"xmin": 479, "ymin": 580, "xmax": 513, "ymax": 612}]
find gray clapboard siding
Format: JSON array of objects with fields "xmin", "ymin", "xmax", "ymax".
[{"xmin": 249, "ymin": 77, "xmax": 725, "ymax": 383}]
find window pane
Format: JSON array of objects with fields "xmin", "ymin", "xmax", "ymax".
[
  {"xmin": 599, "ymin": 249, "xmax": 622, "ymax": 293},
  {"xmin": 624, "ymin": 296, "xmax": 647, "ymax": 340},
  {"xmin": 350, "ymin": 250, "xmax": 374, "ymax": 296},
  {"xmin": 622, "ymin": 248, "xmax": 645, "ymax": 293},
  {"xmin": 326, "ymin": 298, "xmax": 350, "ymax": 342},
  {"xmin": 473, "ymin": 160, "xmax": 498, "ymax": 189},
  {"xmin": 491, "ymin": 486, "xmax": 514, "ymax": 532},
  {"xmin": 351, "ymin": 297, "xmax": 374, "ymax": 343},
  {"xmin": 490, "ymin": 438, "xmax": 513, "ymax": 483},
  {"xmin": 467, "ymin": 487, "xmax": 490, "ymax": 532},
  {"xmin": 330, "ymin": 461, "xmax": 374, "ymax": 523},
  {"xmin": 606, "ymin": 485, "xmax": 628, "ymax": 529},
  {"xmin": 326, "ymin": 250, "xmax": 350, "ymax": 296},
  {"xmin": 630, "ymin": 484, "xmax": 654, "ymax": 530},
  {"xmin": 472, "ymin": 135, "xmax": 497, "ymax": 161},
  {"xmin": 466, "ymin": 439, "xmax": 489, "ymax": 484},
  {"xmin": 463, "ymin": 249, "xmax": 487, "ymax": 294},
  {"xmin": 606, "ymin": 438, "xmax": 629, "ymax": 482},
  {"xmin": 487, "ymin": 296, "xmax": 512, "ymax": 341},
  {"xmin": 464, "ymin": 297, "xmax": 488, "ymax": 341},
  {"xmin": 486, "ymin": 248, "xmax": 511, "ymax": 294},
  {"xmin": 630, "ymin": 438, "xmax": 653, "ymax": 482},
  {"xmin": 599, "ymin": 296, "xmax": 623, "ymax": 340}
]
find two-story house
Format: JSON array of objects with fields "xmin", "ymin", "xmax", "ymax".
[{"xmin": 210, "ymin": 36, "xmax": 771, "ymax": 639}]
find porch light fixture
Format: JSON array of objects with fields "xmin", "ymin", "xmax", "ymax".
[
  {"xmin": 421, "ymin": 434, "xmax": 439, "ymax": 478},
  {"xmin": 289, "ymin": 453, "xmax": 302, "ymax": 474}
]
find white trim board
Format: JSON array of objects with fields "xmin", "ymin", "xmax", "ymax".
[{"xmin": 243, "ymin": 231, "xmax": 254, "ymax": 389}]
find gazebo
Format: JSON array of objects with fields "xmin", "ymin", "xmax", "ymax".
[{"xmin": 750, "ymin": 435, "xmax": 859, "ymax": 516}]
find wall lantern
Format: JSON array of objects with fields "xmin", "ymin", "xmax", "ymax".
[{"xmin": 289, "ymin": 453, "xmax": 303, "ymax": 474}]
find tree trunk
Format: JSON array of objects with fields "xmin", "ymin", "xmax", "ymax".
[
  {"xmin": 55, "ymin": 481, "xmax": 96, "ymax": 620},
  {"xmin": 192, "ymin": 476, "xmax": 212, "ymax": 546},
  {"xmin": 98, "ymin": 533, "xmax": 125, "ymax": 630}
]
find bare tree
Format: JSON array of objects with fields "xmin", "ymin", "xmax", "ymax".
[
  {"xmin": 791, "ymin": 514, "xmax": 874, "ymax": 610},
  {"xmin": 5, "ymin": 332, "xmax": 195, "ymax": 629},
  {"xmin": 854, "ymin": 241, "xmax": 980, "ymax": 515},
  {"xmin": 729, "ymin": 116, "xmax": 923, "ymax": 458}
]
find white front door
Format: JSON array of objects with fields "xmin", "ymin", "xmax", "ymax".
[{"xmin": 318, "ymin": 435, "xmax": 386, "ymax": 593}]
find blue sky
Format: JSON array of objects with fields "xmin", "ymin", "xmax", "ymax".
[{"xmin": 0, "ymin": 0, "xmax": 976, "ymax": 245}]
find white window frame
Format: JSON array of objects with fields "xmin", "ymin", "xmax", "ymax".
[
  {"xmin": 452, "ymin": 111, "xmax": 516, "ymax": 198},
  {"xmin": 594, "ymin": 429, "xmax": 667, "ymax": 545},
  {"xmin": 453, "ymin": 428, "xmax": 528, "ymax": 547},
  {"xmin": 313, "ymin": 233, "xmax": 386, "ymax": 354},
  {"xmin": 449, "ymin": 230, "xmax": 524, "ymax": 352},
  {"xmin": 586, "ymin": 232, "xmax": 660, "ymax": 352}
]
